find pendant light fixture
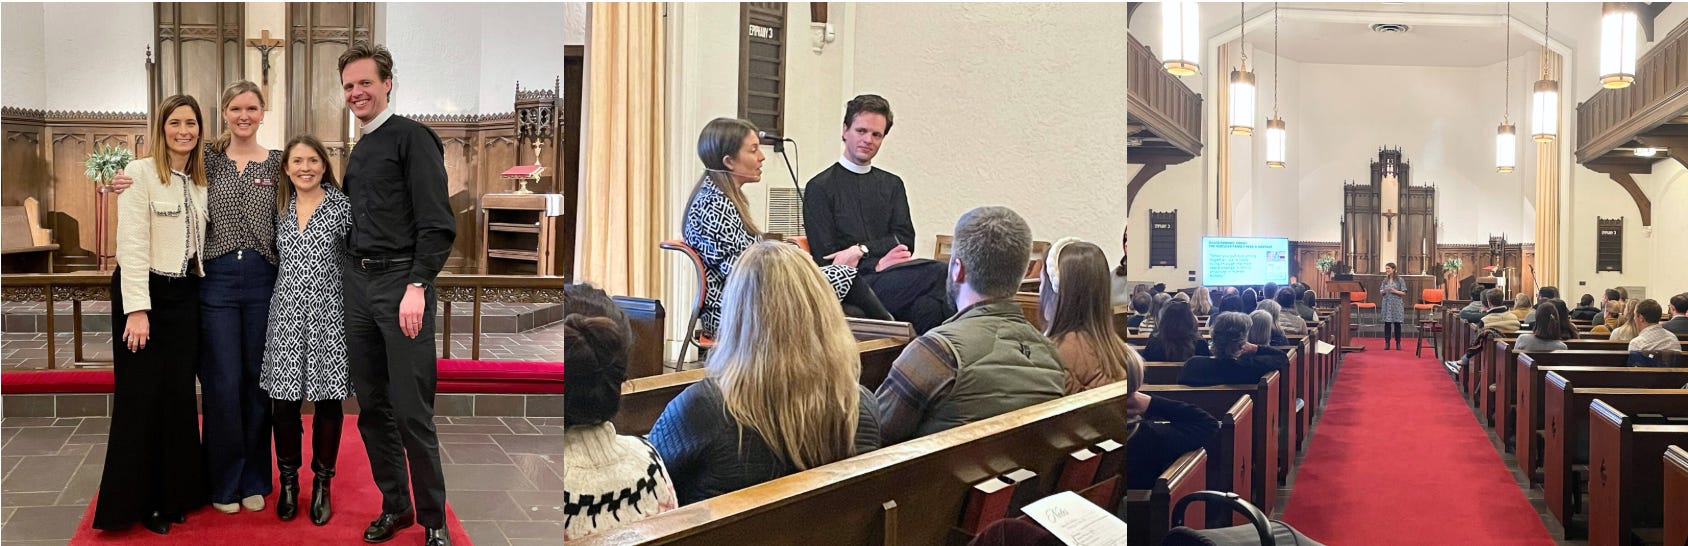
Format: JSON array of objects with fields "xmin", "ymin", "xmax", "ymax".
[
  {"xmin": 1600, "ymin": 2, "xmax": 1638, "ymax": 89},
  {"xmin": 1531, "ymin": 2, "xmax": 1559, "ymax": 142},
  {"xmin": 1162, "ymin": 0, "xmax": 1200, "ymax": 76},
  {"xmin": 1229, "ymin": 2, "xmax": 1257, "ymax": 135},
  {"xmin": 1265, "ymin": 2, "xmax": 1286, "ymax": 168},
  {"xmin": 1497, "ymin": 4, "xmax": 1517, "ymax": 173}
]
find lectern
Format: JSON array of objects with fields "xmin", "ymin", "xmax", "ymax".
[{"xmin": 1327, "ymin": 280, "xmax": 1365, "ymax": 352}]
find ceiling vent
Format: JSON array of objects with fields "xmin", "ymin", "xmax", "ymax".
[{"xmin": 1370, "ymin": 23, "xmax": 1410, "ymax": 34}]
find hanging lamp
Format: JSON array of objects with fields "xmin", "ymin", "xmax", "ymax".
[
  {"xmin": 1599, "ymin": 2, "xmax": 1638, "ymax": 89},
  {"xmin": 1265, "ymin": 2, "xmax": 1286, "ymax": 167},
  {"xmin": 1497, "ymin": 4, "xmax": 1517, "ymax": 173},
  {"xmin": 1162, "ymin": 0, "xmax": 1200, "ymax": 76},
  {"xmin": 1229, "ymin": 2, "xmax": 1257, "ymax": 135},
  {"xmin": 1531, "ymin": 2, "xmax": 1558, "ymax": 142}
]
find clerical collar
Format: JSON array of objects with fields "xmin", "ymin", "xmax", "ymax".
[
  {"xmin": 838, "ymin": 155, "xmax": 872, "ymax": 175},
  {"xmin": 360, "ymin": 107, "xmax": 395, "ymax": 135}
]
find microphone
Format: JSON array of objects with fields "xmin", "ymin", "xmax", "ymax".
[{"xmin": 758, "ymin": 130, "xmax": 792, "ymax": 152}]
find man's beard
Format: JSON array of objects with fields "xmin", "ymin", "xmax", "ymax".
[{"xmin": 946, "ymin": 275, "xmax": 960, "ymax": 308}]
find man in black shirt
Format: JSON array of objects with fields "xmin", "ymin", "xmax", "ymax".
[
  {"xmin": 338, "ymin": 44, "xmax": 454, "ymax": 546},
  {"xmin": 802, "ymin": 95, "xmax": 951, "ymax": 332}
]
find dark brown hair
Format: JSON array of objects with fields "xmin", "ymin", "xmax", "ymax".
[
  {"xmin": 337, "ymin": 43, "xmax": 395, "ymax": 98},
  {"xmin": 1041, "ymin": 241, "xmax": 1132, "ymax": 389},
  {"xmin": 1153, "ymin": 300, "xmax": 1200, "ymax": 362},
  {"xmin": 150, "ymin": 94, "xmax": 208, "ymax": 187},
  {"xmin": 277, "ymin": 135, "xmax": 340, "ymax": 214},
  {"xmin": 1531, "ymin": 302, "xmax": 1567, "ymax": 341},
  {"xmin": 844, "ymin": 94, "xmax": 894, "ymax": 133},
  {"xmin": 564, "ymin": 283, "xmax": 633, "ymax": 427}
]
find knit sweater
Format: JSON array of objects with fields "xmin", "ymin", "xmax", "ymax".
[{"xmin": 564, "ymin": 422, "xmax": 679, "ymax": 540}]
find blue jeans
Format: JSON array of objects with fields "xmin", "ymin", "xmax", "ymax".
[{"xmin": 199, "ymin": 249, "xmax": 277, "ymax": 503}]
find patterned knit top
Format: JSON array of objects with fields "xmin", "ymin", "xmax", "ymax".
[{"xmin": 564, "ymin": 422, "xmax": 678, "ymax": 540}]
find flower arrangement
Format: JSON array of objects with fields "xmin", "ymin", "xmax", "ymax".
[
  {"xmin": 1315, "ymin": 255, "xmax": 1336, "ymax": 274},
  {"xmin": 1441, "ymin": 257, "xmax": 1463, "ymax": 275},
  {"xmin": 84, "ymin": 145, "xmax": 135, "ymax": 189}
]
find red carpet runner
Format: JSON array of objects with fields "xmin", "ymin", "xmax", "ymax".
[
  {"xmin": 69, "ymin": 415, "xmax": 473, "ymax": 545},
  {"xmin": 1280, "ymin": 338, "xmax": 1553, "ymax": 545}
]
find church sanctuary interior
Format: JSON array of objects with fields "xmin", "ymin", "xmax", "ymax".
[
  {"xmin": 559, "ymin": 1, "xmax": 1688, "ymax": 545},
  {"xmin": 2, "ymin": 3, "xmax": 569, "ymax": 545}
]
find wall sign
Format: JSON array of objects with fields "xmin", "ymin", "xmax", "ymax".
[
  {"xmin": 1597, "ymin": 217, "xmax": 1623, "ymax": 273},
  {"xmin": 1149, "ymin": 210, "xmax": 1177, "ymax": 267},
  {"xmin": 739, "ymin": 3, "xmax": 787, "ymax": 136}
]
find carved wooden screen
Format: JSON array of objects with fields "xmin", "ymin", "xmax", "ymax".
[
  {"xmin": 1148, "ymin": 210, "xmax": 1177, "ymax": 267},
  {"xmin": 285, "ymin": 3, "xmax": 374, "ymax": 154},
  {"xmin": 1341, "ymin": 182, "xmax": 1380, "ymax": 274},
  {"xmin": 154, "ymin": 3, "xmax": 245, "ymax": 138},
  {"xmin": 739, "ymin": 3, "xmax": 787, "ymax": 135},
  {"xmin": 1597, "ymin": 217, "xmax": 1623, "ymax": 272},
  {"xmin": 1399, "ymin": 186, "xmax": 1437, "ymax": 275}
]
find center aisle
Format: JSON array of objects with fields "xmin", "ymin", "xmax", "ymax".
[{"xmin": 1279, "ymin": 338, "xmax": 1554, "ymax": 545}]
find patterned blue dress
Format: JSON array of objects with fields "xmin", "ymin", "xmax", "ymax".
[
  {"xmin": 683, "ymin": 177, "xmax": 855, "ymax": 335},
  {"xmin": 260, "ymin": 186, "xmax": 351, "ymax": 401},
  {"xmin": 1379, "ymin": 276, "xmax": 1406, "ymax": 323}
]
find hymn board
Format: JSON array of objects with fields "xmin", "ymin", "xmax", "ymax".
[{"xmin": 1339, "ymin": 148, "xmax": 1437, "ymax": 275}]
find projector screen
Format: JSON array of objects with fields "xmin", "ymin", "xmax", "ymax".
[{"xmin": 1202, "ymin": 236, "xmax": 1290, "ymax": 286}]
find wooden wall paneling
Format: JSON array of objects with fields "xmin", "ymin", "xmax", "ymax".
[
  {"xmin": 3, "ymin": 110, "xmax": 148, "ymax": 271},
  {"xmin": 561, "ymin": 46, "xmax": 584, "ymax": 282},
  {"xmin": 1288, "ymin": 241, "xmax": 1339, "ymax": 296},
  {"xmin": 2, "ymin": 118, "xmax": 49, "ymax": 213}
]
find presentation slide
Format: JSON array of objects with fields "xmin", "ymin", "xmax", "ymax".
[{"xmin": 1202, "ymin": 237, "xmax": 1290, "ymax": 286}]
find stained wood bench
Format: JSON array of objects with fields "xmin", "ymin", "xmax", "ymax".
[
  {"xmin": 575, "ymin": 379, "xmax": 1138, "ymax": 545},
  {"xmin": 1143, "ymin": 370, "xmax": 1281, "ymax": 516},
  {"xmin": 1125, "ymin": 449, "xmax": 1207, "ymax": 546},
  {"xmin": 1514, "ymin": 354, "xmax": 1688, "ymax": 487},
  {"xmin": 1585, "ymin": 402, "xmax": 1688, "ymax": 546},
  {"xmin": 1541, "ymin": 380, "xmax": 1688, "ymax": 537},
  {"xmin": 1665, "ymin": 445, "xmax": 1688, "ymax": 546}
]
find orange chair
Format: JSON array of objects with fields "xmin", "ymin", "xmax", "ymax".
[
  {"xmin": 1414, "ymin": 288, "xmax": 1445, "ymax": 357},
  {"xmin": 660, "ymin": 239, "xmax": 714, "ymax": 371},
  {"xmin": 1349, "ymin": 291, "xmax": 1376, "ymax": 336},
  {"xmin": 787, "ymin": 235, "xmax": 811, "ymax": 253}
]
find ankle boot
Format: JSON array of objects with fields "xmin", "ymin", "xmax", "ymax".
[
  {"xmin": 310, "ymin": 474, "xmax": 333, "ymax": 525},
  {"xmin": 272, "ymin": 399, "xmax": 304, "ymax": 521},
  {"xmin": 277, "ymin": 469, "xmax": 300, "ymax": 521},
  {"xmin": 309, "ymin": 401, "xmax": 342, "ymax": 526}
]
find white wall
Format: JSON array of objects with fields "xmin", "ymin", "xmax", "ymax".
[
  {"xmin": 384, "ymin": 2, "xmax": 574, "ymax": 115},
  {"xmin": 0, "ymin": 3, "xmax": 152, "ymax": 113}
]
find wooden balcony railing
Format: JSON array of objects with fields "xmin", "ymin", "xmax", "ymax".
[
  {"xmin": 1128, "ymin": 34, "xmax": 1203, "ymax": 156},
  {"xmin": 0, "ymin": 272, "xmax": 565, "ymax": 368},
  {"xmin": 1576, "ymin": 21, "xmax": 1688, "ymax": 163}
]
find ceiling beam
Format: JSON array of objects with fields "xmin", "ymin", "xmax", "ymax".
[
  {"xmin": 1584, "ymin": 156, "xmax": 1656, "ymax": 226},
  {"xmin": 1127, "ymin": 161, "xmax": 1167, "ymax": 213}
]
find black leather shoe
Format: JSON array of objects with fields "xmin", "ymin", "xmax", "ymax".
[
  {"xmin": 277, "ymin": 470, "xmax": 300, "ymax": 521},
  {"xmin": 141, "ymin": 511, "xmax": 171, "ymax": 535},
  {"xmin": 309, "ymin": 476, "xmax": 332, "ymax": 526},
  {"xmin": 423, "ymin": 527, "xmax": 451, "ymax": 546},
  {"xmin": 362, "ymin": 511, "xmax": 414, "ymax": 543}
]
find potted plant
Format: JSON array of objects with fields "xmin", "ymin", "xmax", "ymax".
[
  {"xmin": 1440, "ymin": 256, "xmax": 1462, "ymax": 293},
  {"xmin": 1315, "ymin": 255, "xmax": 1336, "ymax": 277},
  {"xmin": 84, "ymin": 145, "xmax": 134, "ymax": 192}
]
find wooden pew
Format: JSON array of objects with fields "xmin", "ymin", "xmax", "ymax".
[
  {"xmin": 1134, "ymin": 380, "xmax": 1255, "ymax": 527},
  {"xmin": 1143, "ymin": 371, "xmax": 1282, "ymax": 516},
  {"xmin": 1585, "ymin": 401, "xmax": 1688, "ymax": 546},
  {"xmin": 613, "ymin": 296, "xmax": 667, "ymax": 378},
  {"xmin": 1541, "ymin": 378, "xmax": 1688, "ymax": 536},
  {"xmin": 614, "ymin": 338, "xmax": 910, "ymax": 436},
  {"xmin": 1514, "ymin": 351, "xmax": 1688, "ymax": 487},
  {"xmin": 1125, "ymin": 449, "xmax": 1207, "ymax": 546},
  {"xmin": 1475, "ymin": 333, "xmax": 1683, "ymax": 425},
  {"xmin": 1273, "ymin": 344, "xmax": 1302, "ymax": 485},
  {"xmin": 1665, "ymin": 445, "xmax": 1688, "ymax": 546},
  {"xmin": 577, "ymin": 379, "xmax": 1139, "ymax": 545}
]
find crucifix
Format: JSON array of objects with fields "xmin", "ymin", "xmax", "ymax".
[
  {"xmin": 245, "ymin": 30, "xmax": 284, "ymax": 110},
  {"xmin": 1380, "ymin": 209, "xmax": 1398, "ymax": 242}
]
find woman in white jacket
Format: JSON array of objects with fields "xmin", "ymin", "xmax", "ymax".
[{"xmin": 91, "ymin": 94, "xmax": 212, "ymax": 535}]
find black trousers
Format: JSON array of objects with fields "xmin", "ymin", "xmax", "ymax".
[
  {"xmin": 861, "ymin": 260, "xmax": 954, "ymax": 334},
  {"xmin": 344, "ymin": 263, "xmax": 447, "ymax": 528},
  {"xmin": 93, "ymin": 270, "xmax": 209, "ymax": 530},
  {"xmin": 1383, "ymin": 322, "xmax": 1404, "ymax": 345}
]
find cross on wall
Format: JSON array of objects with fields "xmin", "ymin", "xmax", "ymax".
[{"xmin": 245, "ymin": 30, "xmax": 284, "ymax": 110}]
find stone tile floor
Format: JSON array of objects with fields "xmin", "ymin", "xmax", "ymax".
[
  {"xmin": 0, "ymin": 323, "xmax": 563, "ymax": 371},
  {"xmin": 0, "ymin": 415, "xmax": 563, "ymax": 545}
]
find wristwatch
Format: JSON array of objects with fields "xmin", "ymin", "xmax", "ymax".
[
  {"xmin": 411, "ymin": 282, "xmax": 425, "ymax": 289},
  {"xmin": 856, "ymin": 243, "xmax": 869, "ymax": 255}
]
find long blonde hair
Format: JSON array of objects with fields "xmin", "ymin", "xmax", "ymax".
[
  {"xmin": 1041, "ymin": 240, "xmax": 1131, "ymax": 389},
  {"xmin": 212, "ymin": 80, "xmax": 264, "ymax": 154},
  {"xmin": 685, "ymin": 117, "xmax": 763, "ymax": 235},
  {"xmin": 149, "ymin": 94, "xmax": 208, "ymax": 187},
  {"xmin": 1513, "ymin": 292, "xmax": 1535, "ymax": 313},
  {"xmin": 709, "ymin": 241, "xmax": 860, "ymax": 470}
]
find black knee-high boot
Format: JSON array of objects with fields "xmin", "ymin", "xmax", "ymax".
[
  {"xmin": 841, "ymin": 278, "xmax": 894, "ymax": 321},
  {"xmin": 272, "ymin": 399, "xmax": 303, "ymax": 521},
  {"xmin": 1382, "ymin": 322, "xmax": 1397, "ymax": 349},
  {"xmin": 309, "ymin": 399, "xmax": 343, "ymax": 526},
  {"xmin": 1393, "ymin": 322, "xmax": 1404, "ymax": 350}
]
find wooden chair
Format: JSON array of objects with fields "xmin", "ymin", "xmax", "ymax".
[
  {"xmin": 1414, "ymin": 288, "xmax": 1445, "ymax": 358},
  {"xmin": 659, "ymin": 239, "xmax": 713, "ymax": 371}
]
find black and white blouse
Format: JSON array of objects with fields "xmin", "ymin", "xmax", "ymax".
[
  {"xmin": 260, "ymin": 185, "xmax": 351, "ymax": 402},
  {"xmin": 202, "ymin": 146, "xmax": 282, "ymax": 264},
  {"xmin": 682, "ymin": 177, "xmax": 855, "ymax": 335}
]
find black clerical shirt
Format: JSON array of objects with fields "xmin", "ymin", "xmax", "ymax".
[
  {"xmin": 344, "ymin": 114, "xmax": 456, "ymax": 287},
  {"xmin": 802, "ymin": 162, "xmax": 915, "ymax": 273}
]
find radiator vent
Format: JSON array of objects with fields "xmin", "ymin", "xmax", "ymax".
[
  {"xmin": 766, "ymin": 187, "xmax": 805, "ymax": 237},
  {"xmin": 1621, "ymin": 286, "xmax": 1646, "ymax": 299}
]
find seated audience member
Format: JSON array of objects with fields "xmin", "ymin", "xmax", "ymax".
[
  {"xmin": 1140, "ymin": 300, "xmax": 1210, "ymax": 362},
  {"xmin": 1272, "ymin": 288, "xmax": 1308, "ymax": 335},
  {"xmin": 650, "ymin": 242, "xmax": 882, "ymax": 505},
  {"xmin": 1179, "ymin": 312, "xmax": 1290, "ymax": 387},
  {"xmin": 1152, "ymin": 283, "xmax": 1167, "ymax": 295},
  {"xmin": 1126, "ymin": 293, "xmax": 1151, "ymax": 330},
  {"xmin": 1172, "ymin": 292, "xmax": 1190, "ymax": 303},
  {"xmin": 875, "ymin": 206, "xmax": 1065, "ymax": 444},
  {"xmin": 1605, "ymin": 299, "xmax": 1641, "ymax": 342},
  {"xmin": 1210, "ymin": 294, "xmax": 1247, "ymax": 327},
  {"xmin": 1191, "ymin": 286, "xmax": 1214, "ymax": 316},
  {"xmin": 1124, "ymin": 354, "xmax": 1219, "ymax": 490},
  {"xmin": 1110, "ymin": 232, "xmax": 1131, "ymax": 307},
  {"xmin": 1663, "ymin": 293, "xmax": 1688, "ymax": 335},
  {"xmin": 1524, "ymin": 286, "xmax": 1559, "ymax": 325},
  {"xmin": 1248, "ymin": 308, "xmax": 1290, "ymax": 347},
  {"xmin": 1510, "ymin": 292, "xmax": 1535, "ymax": 321},
  {"xmin": 1296, "ymin": 289, "xmax": 1319, "ymax": 322},
  {"xmin": 1569, "ymin": 293, "xmax": 1602, "ymax": 322},
  {"xmin": 1458, "ymin": 287, "xmax": 1489, "ymax": 324},
  {"xmin": 564, "ymin": 284, "xmax": 678, "ymax": 539},
  {"xmin": 1627, "ymin": 299, "xmax": 1679, "ymax": 352},
  {"xmin": 1240, "ymin": 288, "xmax": 1260, "ymax": 310},
  {"xmin": 1552, "ymin": 298, "xmax": 1580, "ymax": 341},
  {"xmin": 1039, "ymin": 238, "xmax": 1132, "ymax": 394},
  {"xmin": 1598, "ymin": 288, "xmax": 1625, "ymax": 329},
  {"xmin": 1514, "ymin": 302, "xmax": 1570, "ymax": 351},
  {"xmin": 1141, "ymin": 292, "xmax": 1172, "ymax": 336},
  {"xmin": 1468, "ymin": 288, "xmax": 1516, "ymax": 331}
]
